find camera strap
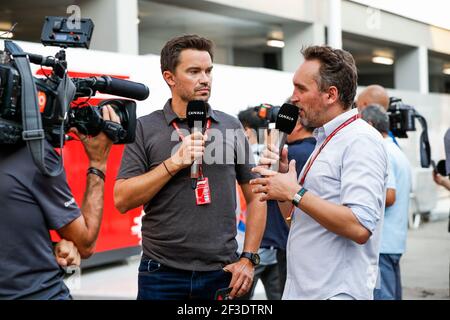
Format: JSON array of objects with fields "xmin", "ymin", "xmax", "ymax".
[
  {"xmin": 5, "ymin": 40, "xmax": 63, "ymax": 176},
  {"xmin": 416, "ymin": 114, "xmax": 431, "ymax": 168}
]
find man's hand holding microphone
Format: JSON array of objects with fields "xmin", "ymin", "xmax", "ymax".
[
  {"xmin": 251, "ymin": 143, "xmax": 301, "ymax": 203},
  {"xmin": 250, "ymin": 103, "xmax": 303, "ymax": 203},
  {"xmin": 168, "ymin": 131, "xmax": 207, "ymax": 171}
]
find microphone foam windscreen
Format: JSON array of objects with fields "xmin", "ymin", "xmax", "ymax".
[
  {"xmin": 275, "ymin": 103, "xmax": 299, "ymax": 134},
  {"xmin": 187, "ymin": 100, "xmax": 207, "ymax": 128},
  {"xmin": 436, "ymin": 160, "xmax": 447, "ymax": 176},
  {"xmin": 444, "ymin": 128, "xmax": 450, "ymax": 175}
]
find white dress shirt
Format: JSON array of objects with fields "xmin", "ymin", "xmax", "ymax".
[{"xmin": 283, "ymin": 108, "xmax": 388, "ymax": 300}]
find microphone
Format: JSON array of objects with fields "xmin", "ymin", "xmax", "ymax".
[
  {"xmin": 436, "ymin": 160, "xmax": 447, "ymax": 176},
  {"xmin": 88, "ymin": 76, "xmax": 150, "ymax": 101},
  {"xmin": 187, "ymin": 100, "xmax": 207, "ymax": 189},
  {"xmin": 444, "ymin": 128, "xmax": 450, "ymax": 176},
  {"xmin": 269, "ymin": 103, "xmax": 299, "ymax": 171}
]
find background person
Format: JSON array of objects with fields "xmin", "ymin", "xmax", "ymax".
[
  {"xmin": 356, "ymin": 84, "xmax": 399, "ymax": 146},
  {"xmin": 238, "ymin": 106, "xmax": 280, "ymax": 300},
  {"xmin": 267, "ymin": 118, "xmax": 316, "ymax": 295},
  {"xmin": 356, "ymin": 84, "xmax": 390, "ymax": 111},
  {"xmin": 361, "ymin": 104, "xmax": 412, "ymax": 300}
]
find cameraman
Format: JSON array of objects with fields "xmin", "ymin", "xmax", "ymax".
[
  {"xmin": 356, "ymin": 85, "xmax": 390, "ymax": 111},
  {"xmin": 0, "ymin": 105, "xmax": 119, "ymax": 299},
  {"xmin": 433, "ymin": 129, "xmax": 450, "ymax": 190},
  {"xmin": 356, "ymin": 84, "xmax": 399, "ymax": 147},
  {"xmin": 238, "ymin": 107, "xmax": 267, "ymax": 163},
  {"xmin": 361, "ymin": 105, "xmax": 412, "ymax": 300}
]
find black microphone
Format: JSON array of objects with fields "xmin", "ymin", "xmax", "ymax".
[
  {"xmin": 445, "ymin": 129, "xmax": 450, "ymax": 234},
  {"xmin": 269, "ymin": 103, "xmax": 299, "ymax": 171},
  {"xmin": 187, "ymin": 100, "xmax": 207, "ymax": 189},
  {"xmin": 436, "ymin": 160, "xmax": 447, "ymax": 176},
  {"xmin": 90, "ymin": 76, "xmax": 150, "ymax": 101}
]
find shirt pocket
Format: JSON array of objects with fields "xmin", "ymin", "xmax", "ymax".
[{"xmin": 308, "ymin": 159, "xmax": 341, "ymax": 198}]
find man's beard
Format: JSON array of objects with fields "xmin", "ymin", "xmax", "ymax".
[
  {"xmin": 299, "ymin": 116, "xmax": 310, "ymax": 127},
  {"xmin": 181, "ymin": 91, "xmax": 210, "ymax": 102},
  {"xmin": 299, "ymin": 109, "xmax": 321, "ymax": 128}
]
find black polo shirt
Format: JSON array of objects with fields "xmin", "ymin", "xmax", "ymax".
[{"xmin": 117, "ymin": 99, "xmax": 257, "ymax": 271}]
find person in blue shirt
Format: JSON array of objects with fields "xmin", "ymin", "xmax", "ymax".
[
  {"xmin": 238, "ymin": 107, "xmax": 281, "ymax": 299},
  {"xmin": 264, "ymin": 119, "xmax": 315, "ymax": 295},
  {"xmin": 361, "ymin": 104, "xmax": 412, "ymax": 300}
]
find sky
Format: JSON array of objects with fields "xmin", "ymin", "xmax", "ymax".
[{"xmin": 352, "ymin": 0, "xmax": 450, "ymax": 30}]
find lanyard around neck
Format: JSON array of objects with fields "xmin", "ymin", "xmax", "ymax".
[
  {"xmin": 299, "ymin": 113, "xmax": 360, "ymax": 185},
  {"xmin": 172, "ymin": 118, "xmax": 212, "ymax": 140}
]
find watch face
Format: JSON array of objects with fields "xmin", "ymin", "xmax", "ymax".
[{"xmin": 252, "ymin": 253, "xmax": 260, "ymax": 265}]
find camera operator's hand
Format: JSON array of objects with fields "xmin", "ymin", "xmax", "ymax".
[
  {"xmin": 258, "ymin": 144, "xmax": 289, "ymax": 173},
  {"xmin": 54, "ymin": 239, "xmax": 81, "ymax": 267},
  {"xmin": 70, "ymin": 105, "xmax": 120, "ymax": 171},
  {"xmin": 170, "ymin": 132, "xmax": 206, "ymax": 170},
  {"xmin": 433, "ymin": 170, "xmax": 450, "ymax": 191}
]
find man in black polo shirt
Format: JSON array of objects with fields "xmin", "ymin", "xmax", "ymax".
[{"xmin": 114, "ymin": 34, "xmax": 266, "ymax": 300}]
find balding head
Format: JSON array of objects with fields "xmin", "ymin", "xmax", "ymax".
[{"xmin": 356, "ymin": 85, "xmax": 389, "ymax": 112}]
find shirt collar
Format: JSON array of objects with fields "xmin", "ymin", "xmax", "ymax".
[
  {"xmin": 163, "ymin": 99, "xmax": 220, "ymax": 126},
  {"xmin": 319, "ymin": 108, "xmax": 359, "ymax": 138}
]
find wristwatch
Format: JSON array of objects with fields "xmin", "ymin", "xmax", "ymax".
[
  {"xmin": 292, "ymin": 187, "xmax": 307, "ymax": 207},
  {"xmin": 240, "ymin": 252, "xmax": 260, "ymax": 266}
]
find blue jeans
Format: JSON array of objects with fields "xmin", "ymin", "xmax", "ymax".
[
  {"xmin": 137, "ymin": 257, "xmax": 232, "ymax": 300},
  {"xmin": 374, "ymin": 254, "xmax": 402, "ymax": 300}
]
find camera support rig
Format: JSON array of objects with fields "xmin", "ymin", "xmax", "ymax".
[{"xmin": 0, "ymin": 16, "xmax": 149, "ymax": 176}]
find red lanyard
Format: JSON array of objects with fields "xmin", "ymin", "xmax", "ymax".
[
  {"xmin": 299, "ymin": 113, "xmax": 360, "ymax": 185},
  {"xmin": 172, "ymin": 118, "xmax": 212, "ymax": 140}
]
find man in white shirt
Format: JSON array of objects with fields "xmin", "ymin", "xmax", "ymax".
[{"xmin": 250, "ymin": 46, "xmax": 388, "ymax": 300}]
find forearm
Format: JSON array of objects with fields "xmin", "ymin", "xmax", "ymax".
[
  {"xmin": 297, "ymin": 191, "xmax": 369, "ymax": 244},
  {"xmin": 242, "ymin": 199, "xmax": 267, "ymax": 253},
  {"xmin": 277, "ymin": 200, "xmax": 294, "ymax": 220},
  {"xmin": 79, "ymin": 171, "xmax": 106, "ymax": 251},
  {"xmin": 114, "ymin": 157, "xmax": 181, "ymax": 213},
  {"xmin": 442, "ymin": 178, "xmax": 450, "ymax": 191}
]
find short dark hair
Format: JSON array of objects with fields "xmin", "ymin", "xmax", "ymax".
[
  {"xmin": 160, "ymin": 34, "xmax": 214, "ymax": 74},
  {"xmin": 302, "ymin": 46, "xmax": 358, "ymax": 109},
  {"xmin": 238, "ymin": 107, "xmax": 267, "ymax": 130},
  {"xmin": 360, "ymin": 104, "xmax": 390, "ymax": 134}
]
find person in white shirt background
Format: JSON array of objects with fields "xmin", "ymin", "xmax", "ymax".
[{"xmin": 361, "ymin": 104, "xmax": 412, "ymax": 300}]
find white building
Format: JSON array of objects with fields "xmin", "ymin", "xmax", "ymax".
[{"xmin": 1, "ymin": 0, "xmax": 449, "ymax": 218}]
